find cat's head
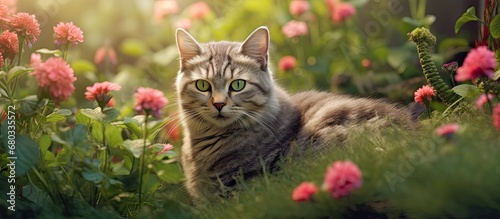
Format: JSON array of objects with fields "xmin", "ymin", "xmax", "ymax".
[{"xmin": 175, "ymin": 27, "xmax": 276, "ymax": 128}]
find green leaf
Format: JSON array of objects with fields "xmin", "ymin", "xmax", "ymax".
[
  {"xmin": 152, "ymin": 46, "xmax": 179, "ymax": 66},
  {"xmin": 120, "ymin": 38, "xmax": 148, "ymax": 57},
  {"xmin": 36, "ymin": 48, "xmax": 62, "ymax": 57},
  {"xmin": 123, "ymin": 139, "xmax": 149, "ymax": 158},
  {"xmin": 7, "ymin": 66, "xmax": 33, "ymax": 82},
  {"xmin": 71, "ymin": 59, "xmax": 97, "ymax": 74},
  {"xmin": 45, "ymin": 113, "xmax": 66, "ymax": 123},
  {"xmin": 490, "ymin": 14, "xmax": 500, "ymax": 38},
  {"xmin": 38, "ymin": 134, "xmax": 52, "ymax": 151},
  {"xmin": 452, "ymin": 84, "xmax": 481, "ymax": 98},
  {"xmin": 454, "ymin": 7, "xmax": 481, "ymax": 33},
  {"xmin": 153, "ymin": 162, "xmax": 184, "ymax": 184},
  {"xmin": 75, "ymin": 110, "xmax": 92, "ymax": 125},
  {"xmin": 82, "ymin": 166, "xmax": 105, "ymax": 184},
  {"xmin": 105, "ymin": 125, "xmax": 123, "ymax": 148},
  {"xmin": 494, "ymin": 69, "xmax": 500, "ymax": 80},
  {"xmin": 15, "ymin": 135, "xmax": 40, "ymax": 176},
  {"xmin": 61, "ymin": 124, "xmax": 90, "ymax": 152},
  {"xmin": 18, "ymin": 95, "xmax": 46, "ymax": 117},
  {"xmin": 80, "ymin": 108, "xmax": 105, "ymax": 121},
  {"xmin": 103, "ymin": 108, "xmax": 120, "ymax": 123}
]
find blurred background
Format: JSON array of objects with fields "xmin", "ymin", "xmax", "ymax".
[{"xmin": 14, "ymin": 0, "xmax": 479, "ymax": 113}]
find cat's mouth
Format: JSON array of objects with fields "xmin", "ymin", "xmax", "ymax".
[{"xmin": 214, "ymin": 114, "xmax": 227, "ymax": 119}]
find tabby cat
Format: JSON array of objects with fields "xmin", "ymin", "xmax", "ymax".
[{"xmin": 175, "ymin": 26, "xmax": 414, "ymax": 199}]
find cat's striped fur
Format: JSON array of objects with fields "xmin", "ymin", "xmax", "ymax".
[{"xmin": 175, "ymin": 27, "xmax": 414, "ymax": 199}]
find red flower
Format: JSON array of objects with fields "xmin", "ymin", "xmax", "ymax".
[
  {"xmin": 189, "ymin": 2, "xmax": 210, "ymax": 20},
  {"xmin": 9, "ymin": 12, "xmax": 40, "ymax": 47},
  {"xmin": 53, "ymin": 22, "xmax": 84, "ymax": 46},
  {"xmin": 493, "ymin": 104, "xmax": 500, "ymax": 132},
  {"xmin": 153, "ymin": 0, "xmax": 179, "ymax": 22},
  {"xmin": 361, "ymin": 59, "xmax": 371, "ymax": 68},
  {"xmin": 134, "ymin": 87, "xmax": 168, "ymax": 118},
  {"xmin": 31, "ymin": 57, "xmax": 76, "ymax": 105},
  {"xmin": 435, "ymin": 123, "xmax": 459, "ymax": 137},
  {"xmin": 289, "ymin": 0, "xmax": 309, "ymax": 17},
  {"xmin": 0, "ymin": 30, "xmax": 18, "ymax": 61},
  {"xmin": 282, "ymin": 20, "xmax": 308, "ymax": 38},
  {"xmin": 455, "ymin": 46, "xmax": 496, "ymax": 82},
  {"xmin": 323, "ymin": 160, "xmax": 362, "ymax": 199},
  {"xmin": 278, "ymin": 56, "xmax": 297, "ymax": 71},
  {"xmin": 85, "ymin": 81, "xmax": 121, "ymax": 107},
  {"xmin": 476, "ymin": 93, "xmax": 494, "ymax": 110},
  {"xmin": 414, "ymin": 85, "xmax": 436, "ymax": 105},
  {"xmin": 326, "ymin": 0, "xmax": 356, "ymax": 23},
  {"xmin": 292, "ymin": 182, "xmax": 318, "ymax": 202}
]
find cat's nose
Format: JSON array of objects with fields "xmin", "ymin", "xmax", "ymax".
[{"xmin": 213, "ymin": 102, "xmax": 226, "ymax": 112}]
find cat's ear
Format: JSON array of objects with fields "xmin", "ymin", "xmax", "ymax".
[
  {"xmin": 176, "ymin": 28, "xmax": 204, "ymax": 66},
  {"xmin": 239, "ymin": 26, "xmax": 269, "ymax": 70}
]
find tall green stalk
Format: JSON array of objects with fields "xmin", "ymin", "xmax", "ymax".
[
  {"xmin": 408, "ymin": 27, "xmax": 462, "ymax": 106},
  {"xmin": 138, "ymin": 113, "xmax": 149, "ymax": 206}
]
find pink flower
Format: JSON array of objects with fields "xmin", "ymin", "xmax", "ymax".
[
  {"xmin": 0, "ymin": 4, "xmax": 10, "ymax": 29},
  {"xmin": 85, "ymin": 81, "xmax": 121, "ymax": 107},
  {"xmin": 9, "ymin": 12, "xmax": 40, "ymax": 47},
  {"xmin": 278, "ymin": 56, "xmax": 297, "ymax": 71},
  {"xmin": 326, "ymin": 0, "xmax": 356, "ymax": 23},
  {"xmin": 292, "ymin": 182, "xmax": 318, "ymax": 202},
  {"xmin": 53, "ymin": 22, "xmax": 84, "ymax": 46},
  {"xmin": 455, "ymin": 46, "xmax": 496, "ymax": 82},
  {"xmin": 153, "ymin": 0, "xmax": 179, "ymax": 22},
  {"xmin": 282, "ymin": 20, "xmax": 308, "ymax": 38},
  {"xmin": 175, "ymin": 18, "xmax": 192, "ymax": 30},
  {"xmin": 31, "ymin": 57, "xmax": 76, "ymax": 105},
  {"xmin": 476, "ymin": 93, "xmax": 494, "ymax": 110},
  {"xmin": 361, "ymin": 59, "xmax": 371, "ymax": 68},
  {"xmin": 94, "ymin": 46, "xmax": 118, "ymax": 65},
  {"xmin": 189, "ymin": 2, "xmax": 210, "ymax": 20},
  {"xmin": 414, "ymin": 85, "xmax": 436, "ymax": 105},
  {"xmin": 30, "ymin": 53, "xmax": 41, "ymax": 67},
  {"xmin": 435, "ymin": 123, "xmax": 459, "ymax": 137},
  {"xmin": 493, "ymin": 104, "xmax": 500, "ymax": 132},
  {"xmin": 0, "ymin": 53, "xmax": 3, "ymax": 69},
  {"xmin": 323, "ymin": 160, "xmax": 362, "ymax": 199},
  {"xmin": 0, "ymin": 30, "xmax": 18, "ymax": 61},
  {"xmin": 290, "ymin": 0, "xmax": 309, "ymax": 17},
  {"xmin": 134, "ymin": 87, "xmax": 168, "ymax": 118},
  {"xmin": 0, "ymin": 0, "xmax": 16, "ymax": 13},
  {"xmin": 158, "ymin": 143, "xmax": 174, "ymax": 155}
]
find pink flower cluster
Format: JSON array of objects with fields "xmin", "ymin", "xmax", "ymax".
[
  {"xmin": 31, "ymin": 56, "xmax": 77, "ymax": 105},
  {"xmin": 493, "ymin": 104, "xmax": 500, "ymax": 132},
  {"xmin": 134, "ymin": 87, "xmax": 168, "ymax": 118},
  {"xmin": 476, "ymin": 93, "xmax": 494, "ymax": 110},
  {"xmin": 414, "ymin": 85, "xmax": 436, "ymax": 105},
  {"xmin": 53, "ymin": 22, "xmax": 84, "ymax": 46},
  {"xmin": 94, "ymin": 46, "xmax": 118, "ymax": 65},
  {"xmin": 153, "ymin": 0, "xmax": 179, "ymax": 22},
  {"xmin": 326, "ymin": 0, "xmax": 356, "ymax": 23},
  {"xmin": 0, "ymin": 30, "xmax": 18, "ymax": 61},
  {"xmin": 289, "ymin": 0, "xmax": 309, "ymax": 17},
  {"xmin": 189, "ymin": 1, "xmax": 210, "ymax": 20},
  {"xmin": 292, "ymin": 160, "xmax": 362, "ymax": 202},
  {"xmin": 455, "ymin": 46, "xmax": 496, "ymax": 82},
  {"xmin": 9, "ymin": 12, "xmax": 40, "ymax": 46},
  {"xmin": 282, "ymin": 20, "xmax": 308, "ymax": 38}
]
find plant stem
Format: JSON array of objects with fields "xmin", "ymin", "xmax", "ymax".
[
  {"xmin": 138, "ymin": 113, "xmax": 149, "ymax": 207},
  {"xmin": 408, "ymin": 27, "xmax": 462, "ymax": 106}
]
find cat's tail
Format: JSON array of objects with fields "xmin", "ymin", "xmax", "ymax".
[{"xmin": 408, "ymin": 27, "xmax": 462, "ymax": 106}]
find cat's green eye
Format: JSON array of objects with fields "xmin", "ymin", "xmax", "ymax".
[
  {"xmin": 230, "ymin": 79, "xmax": 246, "ymax": 92},
  {"xmin": 195, "ymin": 80, "xmax": 211, "ymax": 92}
]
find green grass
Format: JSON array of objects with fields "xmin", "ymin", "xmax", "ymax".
[{"xmin": 145, "ymin": 109, "xmax": 500, "ymax": 219}]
